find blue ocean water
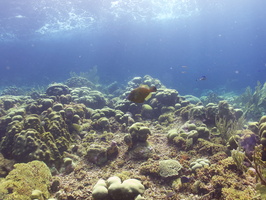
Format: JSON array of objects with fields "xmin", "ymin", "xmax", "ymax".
[{"xmin": 0, "ymin": 0, "xmax": 266, "ymax": 96}]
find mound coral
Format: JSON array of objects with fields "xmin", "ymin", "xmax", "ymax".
[
  {"xmin": 0, "ymin": 111, "xmax": 71, "ymax": 167},
  {"xmin": 71, "ymin": 87, "xmax": 107, "ymax": 109},
  {"xmin": 124, "ymin": 122, "xmax": 151, "ymax": 148},
  {"xmin": 92, "ymin": 176, "xmax": 145, "ymax": 200},
  {"xmin": 46, "ymin": 83, "xmax": 70, "ymax": 96},
  {"xmin": 65, "ymin": 76, "xmax": 95, "ymax": 88}
]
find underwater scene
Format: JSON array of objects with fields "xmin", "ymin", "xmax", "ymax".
[{"xmin": 1, "ymin": 0, "xmax": 266, "ymax": 200}]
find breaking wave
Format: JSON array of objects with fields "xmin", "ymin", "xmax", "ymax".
[{"xmin": 0, "ymin": 0, "xmax": 200, "ymax": 40}]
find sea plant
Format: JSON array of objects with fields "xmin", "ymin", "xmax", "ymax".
[
  {"xmin": 215, "ymin": 115, "xmax": 245, "ymax": 144},
  {"xmin": 69, "ymin": 65, "xmax": 99, "ymax": 84},
  {"xmin": 235, "ymin": 81, "xmax": 266, "ymax": 121},
  {"xmin": 230, "ymin": 144, "xmax": 266, "ymax": 198},
  {"xmin": 231, "ymin": 147, "xmax": 246, "ymax": 172},
  {"xmin": 253, "ymin": 145, "xmax": 266, "ymax": 185}
]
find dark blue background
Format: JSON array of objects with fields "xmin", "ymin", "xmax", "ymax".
[{"xmin": 0, "ymin": 0, "xmax": 266, "ymax": 95}]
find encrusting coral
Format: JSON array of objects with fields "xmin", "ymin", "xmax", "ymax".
[
  {"xmin": 159, "ymin": 159, "xmax": 182, "ymax": 178},
  {"xmin": 0, "ymin": 160, "xmax": 52, "ymax": 200}
]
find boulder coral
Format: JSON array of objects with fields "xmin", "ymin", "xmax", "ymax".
[
  {"xmin": 153, "ymin": 88, "xmax": 179, "ymax": 106},
  {"xmin": 92, "ymin": 176, "xmax": 145, "ymax": 200},
  {"xmin": 141, "ymin": 104, "xmax": 154, "ymax": 119},
  {"xmin": 46, "ymin": 83, "xmax": 70, "ymax": 96},
  {"xmin": 84, "ymin": 141, "xmax": 118, "ymax": 166},
  {"xmin": 123, "ymin": 122, "xmax": 153, "ymax": 160},
  {"xmin": 71, "ymin": 87, "xmax": 107, "ymax": 109},
  {"xmin": 183, "ymin": 95, "xmax": 202, "ymax": 105},
  {"xmin": 124, "ymin": 122, "xmax": 151, "ymax": 148},
  {"xmin": 65, "ymin": 76, "xmax": 95, "ymax": 88},
  {"xmin": 167, "ymin": 121, "xmax": 210, "ymax": 149},
  {"xmin": 0, "ymin": 111, "xmax": 71, "ymax": 167}
]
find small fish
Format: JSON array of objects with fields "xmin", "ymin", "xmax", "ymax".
[
  {"xmin": 127, "ymin": 85, "xmax": 157, "ymax": 103},
  {"xmin": 196, "ymin": 75, "xmax": 207, "ymax": 81},
  {"xmin": 180, "ymin": 176, "xmax": 191, "ymax": 183},
  {"xmin": 166, "ymin": 191, "xmax": 175, "ymax": 198},
  {"xmin": 181, "ymin": 65, "xmax": 188, "ymax": 68}
]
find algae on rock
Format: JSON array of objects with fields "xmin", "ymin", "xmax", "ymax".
[{"xmin": 0, "ymin": 160, "xmax": 52, "ymax": 200}]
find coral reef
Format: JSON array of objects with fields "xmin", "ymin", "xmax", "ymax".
[
  {"xmin": 66, "ymin": 76, "xmax": 95, "ymax": 89},
  {"xmin": 46, "ymin": 83, "xmax": 70, "ymax": 96},
  {"xmin": 69, "ymin": 66, "xmax": 100, "ymax": 84},
  {"xmin": 0, "ymin": 153, "xmax": 15, "ymax": 177},
  {"xmin": 183, "ymin": 95, "xmax": 202, "ymax": 105},
  {"xmin": 234, "ymin": 82, "xmax": 266, "ymax": 121},
  {"xmin": 259, "ymin": 116, "xmax": 266, "ymax": 160},
  {"xmin": 125, "ymin": 122, "xmax": 151, "ymax": 147},
  {"xmin": 124, "ymin": 122, "xmax": 153, "ymax": 160},
  {"xmin": 200, "ymin": 92, "xmax": 223, "ymax": 105},
  {"xmin": 0, "ymin": 110, "xmax": 71, "ymax": 167},
  {"xmin": 190, "ymin": 158, "xmax": 210, "ymax": 171},
  {"xmin": 1, "ymin": 86, "xmax": 24, "ymax": 96},
  {"xmin": 0, "ymin": 76, "xmax": 264, "ymax": 200},
  {"xmin": 84, "ymin": 141, "xmax": 118, "ymax": 166},
  {"xmin": 0, "ymin": 160, "xmax": 52, "ymax": 200},
  {"xmin": 71, "ymin": 87, "xmax": 107, "ymax": 109},
  {"xmin": 167, "ymin": 121, "xmax": 210, "ymax": 150},
  {"xmin": 114, "ymin": 75, "xmax": 181, "ymax": 120},
  {"xmin": 191, "ymin": 157, "xmax": 257, "ymax": 199},
  {"xmin": 92, "ymin": 176, "xmax": 145, "ymax": 200},
  {"xmin": 159, "ymin": 159, "xmax": 182, "ymax": 178}
]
